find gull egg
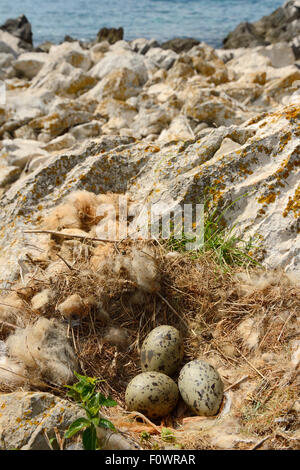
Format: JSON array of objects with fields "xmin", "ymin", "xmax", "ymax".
[
  {"xmin": 125, "ymin": 371, "xmax": 179, "ymax": 418},
  {"xmin": 178, "ymin": 360, "xmax": 224, "ymax": 416},
  {"xmin": 140, "ymin": 325, "xmax": 184, "ymax": 376}
]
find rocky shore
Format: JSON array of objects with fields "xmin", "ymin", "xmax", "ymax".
[
  {"xmin": 0, "ymin": 2, "xmax": 299, "ymax": 281},
  {"xmin": 223, "ymin": 0, "xmax": 300, "ymax": 55},
  {"xmin": 0, "ymin": 0, "xmax": 299, "ymax": 451}
]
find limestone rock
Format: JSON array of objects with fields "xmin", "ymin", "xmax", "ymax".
[
  {"xmin": 223, "ymin": 1, "xmax": 300, "ymax": 49},
  {"xmin": 131, "ymin": 38, "xmax": 159, "ymax": 55},
  {"xmin": 4, "ymin": 88, "xmax": 57, "ymax": 124},
  {"xmin": 213, "ymin": 137, "xmax": 242, "ymax": 158},
  {"xmin": 146, "ymin": 82, "xmax": 177, "ymax": 104},
  {"xmin": 132, "ymin": 105, "xmax": 171, "ymax": 137},
  {"xmin": 0, "ymin": 101, "xmax": 299, "ymax": 285},
  {"xmin": 13, "ymin": 52, "xmax": 48, "ymax": 80},
  {"xmin": 42, "ymin": 133, "xmax": 76, "ymax": 152},
  {"xmin": 166, "ymin": 56, "xmax": 196, "ymax": 85},
  {"xmin": 47, "ymin": 41, "xmax": 91, "ymax": 71},
  {"xmin": 26, "ymin": 155, "xmax": 51, "ymax": 173},
  {"xmin": 36, "ymin": 41, "xmax": 54, "ymax": 53},
  {"xmin": 109, "ymin": 41, "xmax": 132, "ymax": 53},
  {"xmin": 255, "ymin": 42, "xmax": 295, "ymax": 68},
  {"xmin": 84, "ymin": 67, "xmax": 142, "ymax": 102},
  {"xmin": 0, "ymin": 22, "xmax": 300, "ymax": 287},
  {"xmin": 90, "ymin": 50, "xmax": 148, "ymax": 86},
  {"xmin": 145, "ymin": 47, "xmax": 178, "ymax": 71},
  {"xmin": 0, "ymin": 164, "xmax": 21, "ymax": 187},
  {"xmin": 0, "ymin": 138, "xmax": 49, "ymax": 168},
  {"xmin": 0, "ymin": 107, "xmax": 6, "ymax": 127},
  {"xmin": 161, "ymin": 37, "xmax": 200, "ymax": 54},
  {"xmin": 90, "ymin": 41, "xmax": 110, "ymax": 63},
  {"xmin": 225, "ymin": 43, "xmax": 295, "ymax": 81},
  {"xmin": 14, "ymin": 124, "xmax": 38, "ymax": 140},
  {"xmin": 0, "ymin": 53, "xmax": 15, "ymax": 78},
  {"xmin": 70, "ymin": 121, "xmax": 102, "ymax": 140},
  {"xmin": 188, "ymin": 42, "xmax": 228, "ymax": 66},
  {"xmin": 0, "ymin": 30, "xmax": 22, "ymax": 56},
  {"xmin": 223, "ymin": 21, "xmax": 268, "ymax": 49},
  {"xmin": 262, "ymin": 65, "xmax": 300, "ymax": 103},
  {"xmin": 226, "ymin": 49, "xmax": 272, "ymax": 77},
  {"xmin": 0, "ymin": 14, "xmax": 33, "ymax": 50},
  {"xmin": 97, "ymin": 97, "xmax": 136, "ymax": 118},
  {"xmin": 291, "ymin": 34, "xmax": 300, "ymax": 59},
  {"xmin": 182, "ymin": 83, "xmax": 247, "ymax": 126},
  {"xmin": 32, "ymin": 62, "xmax": 97, "ymax": 97},
  {"xmin": 0, "ymin": 392, "xmax": 85, "ymax": 450},
  {"xmin": 30, "ymin": 42, "xmax": 94, "ymax": 96},
  {"xmin": 158, "ymin": 115, "xmax": 194, "ymax": 142},
  {"xmin": 219, "ymin": 80, "xmax": 263, "ymax": 105},
  {"xmin": 96, "ymin": 27, "xmax": 124, "ymax": 45},
  {"xmin": 28, "ymin": 101, "xmax": 94, "ymax": 139}
]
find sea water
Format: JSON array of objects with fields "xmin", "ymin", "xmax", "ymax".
[{"xmin": 0, "ymin": 0, "xmax": 284, "ymax": 48}]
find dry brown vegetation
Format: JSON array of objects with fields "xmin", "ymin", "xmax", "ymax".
[{"xmin": 0, "ymin": 191, "xmax": 299, "ymax": 450}]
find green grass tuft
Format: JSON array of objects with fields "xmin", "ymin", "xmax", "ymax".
[{"xmin": 164, "ymin": 188, "xmax": 262, "ymax": 270}]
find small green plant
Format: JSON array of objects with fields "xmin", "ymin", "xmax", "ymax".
[
  {"xmin": 165, "ymin": 187, "xmax": 262, "ymax": 270},
  {"xmin": 160, "ymin": 427, "xmax": 176, "ymax": 442},
  {"xmin": 49, "ymin": 437, "xmax": 57, "ymax": 447},
  {"xmin": 152, "ymin": 442, "xmax": 161, "ymax": 450},
  {"xmin": 64, "ymin": 372, "xmax": 117, "ymax": 450},
  {"xmin": 140, "ymin": 431, "xmax": 151, "ymax": 443},
  {"xmin": 174, "ymin": 443, "xmax": 184, "ymax": 449}
]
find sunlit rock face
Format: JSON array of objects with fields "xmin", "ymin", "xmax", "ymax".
[{"xmin": 0, "ymin": 25, "xmax": 299, "ymax": 285}]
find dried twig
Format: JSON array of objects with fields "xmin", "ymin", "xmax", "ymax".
[
  {"xmin": 250, "ymin": 435, "xmax": 271, "ymax": 450},
  {"xmin": 224, "ymin": 375, "xmax": 249, "ymax": 392},
  {"xmin": 277, "ymin": 312, "xmax": 294, "ymax": 343},
  {"xmin": 89, "ymin": 312, "xmax": 103, "ymax": 355},
  {"xmin": 236, "ymin": 348, "xmax": 266, "ymax": 379},
  {"xmin": 54, "ymin": 427, "xmax": 65, "ymax": 450},
  {"xmin": 0, "ymin": 302, "xmax": 22, "ymax": 310},
  {"xmin": 71, "ymin": 326, "xmax": 78, "ymax": 354},
  {"xmin": 43, "ymin": 429, "xmax": 54, "ymax": 450},
  {"xmin": 0, "ymin": 320, "xmax": 20, "ymax": 330},
  {"xmin": 122, "ymin": 410, "xmax": 162, "ymax": 433},
  {"xmin": 24, "ymin": 229, "xmax": 119, "ymax": 243},
  {"xmin": 157, "ymin": 292, "xmax": 194, "ymax": 333},
  {"xmin": 275, "ymin": 431, "xmax": 300, "ymax": 442},
  {"xmin": 56, "ymin": 253, "xmax": 75, "ymax": 271},
  {"xmin": 0, "ymin": 366, "xmax": 27, "ymax": 381}
]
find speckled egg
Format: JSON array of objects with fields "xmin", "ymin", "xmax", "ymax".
[
  {"xmin": 125, "ymin": 371, "xmax": 179, "ymax": 418},
  {"xmin": 140, "ymin": 325, "xmax": 184, "ymax": 376},
  {"xmin": 178, "ymin": 360, "xmax": 224, "ymax": 416}
]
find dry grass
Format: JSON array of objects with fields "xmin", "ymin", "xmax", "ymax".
[{"xmin": 0, "ymin": 229, "xmax": 299, "ymax": 449}]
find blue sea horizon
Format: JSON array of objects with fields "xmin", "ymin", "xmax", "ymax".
[{"xmin": 0, "ymin": 0, "xmax": 284, "ymax": 48}]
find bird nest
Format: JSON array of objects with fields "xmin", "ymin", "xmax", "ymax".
[{"xmin": 0, "ymin": 191, "xmax": 299, "ymax": 450}]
